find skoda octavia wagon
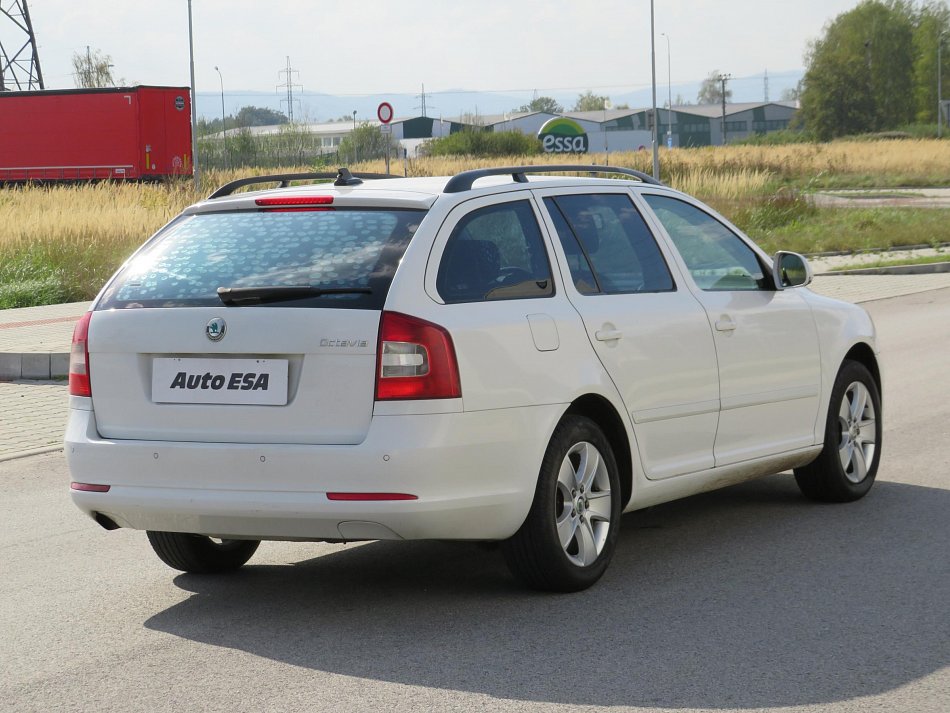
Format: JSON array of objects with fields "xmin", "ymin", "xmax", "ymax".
[{"xmin": 66, "ymin": 165, "xmax": 882, "ymax": 591}]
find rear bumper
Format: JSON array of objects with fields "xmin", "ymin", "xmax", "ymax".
[{"xmin": 65, "ymin": 403, "xmax": 563, "ymax": 541}]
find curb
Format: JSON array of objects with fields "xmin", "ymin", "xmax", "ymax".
[
  {"xmin": 820, "ymin": 261, "xmax": 950, "ymax": 277},
  {"xmin": 0, "ymin": 352, "xmax": 70, "ymax": 381},
  {"xmin": 805, "ymin": 242, "xmax": 950, "ymax": 259}
]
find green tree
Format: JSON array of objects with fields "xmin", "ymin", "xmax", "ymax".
[
  {"xmin": 230, "ymin": 127, "xmax": 258, "ymax": 166},
  {"xmin": 233, "ymin": 106, "xmax": 289, "ymax": 128},
  {"xmin": 573, "ymin": 90, "xmax": 610, "ymax": 111},
  {"xmin": 697, "ymin": 71, "xmax": 732, "ymax": 105},
  {"xmin": 71, "ymin": 48, "xmax": 116, "ymax": 88},
  {"xmin": 517, "ymin": 96, "xmax": 563, "ymax": 113},
  {"xmin": 800, "ymin": 1, "xmax": 918, "ymax": 139},
  {"xmin": 801, "ymin": 56, "xmax": 877, "ymax": 139},
  {"xmin": 912, "ymin": 2, "xmax": 950, "ymax": 122},
  {"xmin": 338, "ymin": 123, "xmax": 399, "ymax": 164}
]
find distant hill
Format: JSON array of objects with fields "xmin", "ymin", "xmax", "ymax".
[{"xmin": 195, "ymin": 70, "xmax": 802, "ymax": 123}]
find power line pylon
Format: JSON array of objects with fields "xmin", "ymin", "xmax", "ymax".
[
  {"xmin": 276, "ymin": 56, "xmax": 302, "ymax": 123},
  {"xmin": 0, "ymin": 0, "xmax": 44, "ymax": 91}
]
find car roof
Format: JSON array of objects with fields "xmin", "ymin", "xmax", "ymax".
[{"xmin": 192, "ymin": 166, "xmax": 678, "ymax": 215}]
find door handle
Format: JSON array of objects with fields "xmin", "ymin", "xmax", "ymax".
[
  {"xmin": 595, "ymin": 329, "xmax": 623, "ymax": 342},
  {"xmin": 715, "ymin": 316, "xmax": 737, "ymax": 332}
]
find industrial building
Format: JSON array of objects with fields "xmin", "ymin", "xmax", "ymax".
[{"xmin": 207, "ymin": 101, "xmax": 799, "ymax": 158}]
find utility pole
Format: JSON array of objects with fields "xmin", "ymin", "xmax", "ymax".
[
  {"xmin": 764, "ymin": 68, "xmax": 769, "ymax": 103},
  {"xmin": 215, "ymin": 66, "xmax": 228, "ymax": 169},
  {"xmin": 661, "ymin": 32, "xmax": 672, "ymax": 149},
  {"xmin": 649, "ymin": 0, "xmax": 659, "ymax": 179},
  {"xmin": 718, "ymin": 73, "xmax": 731, "ymax": 145},
  {"xmin": 940, "ymin": 32, "xmax": 946, "ymax": 138},
  {"xmin": 187, "ymin": 0, "xmax": 199, "ymax": 190},
  {"xmin": 277, "ymin": 56, "xmax": 302, "ymax": 123}
]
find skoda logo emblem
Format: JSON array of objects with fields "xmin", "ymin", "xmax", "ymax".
[{"xmin": 206, "ymin": 318, "xmax": 227, "ymax": 342}]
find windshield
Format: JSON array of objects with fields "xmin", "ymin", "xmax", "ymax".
[{"xmin": 98, "ymin": 208, "xmax": 425, "ymax": 310}]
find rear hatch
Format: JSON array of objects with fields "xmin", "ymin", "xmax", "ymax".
[{"xmin": 89, "ymin": 199, "xmax": 427, "ymax": 444}]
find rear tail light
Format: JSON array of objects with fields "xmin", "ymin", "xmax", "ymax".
[
  {"xmin": 255, "ymin": 196, "xmax": 334, "ymax": 211},
  {"xmin": 375, "ymin": 312, "xmax": 461, "ymax": 401},
  {"xmin": 69, "ymin": 312, "xmax": 92, "ymax": 397}
]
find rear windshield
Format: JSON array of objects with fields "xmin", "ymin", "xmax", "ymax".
[{"xmin": 98, "ymin": 208, "xmax": 425, "ymax": 310}]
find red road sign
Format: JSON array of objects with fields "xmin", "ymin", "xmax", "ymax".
[{"xmin": 377, "ymin": 102, "xmax": 394, "ymax": 124}]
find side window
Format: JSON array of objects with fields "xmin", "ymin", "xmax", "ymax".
[
  {"xmin": 437, "ymin": 200, "xmax": 553, "ymax": 304},
  {"xmin": 544, "ymin": 194, "xmax": 674, "ymax": 294},
  {"xmin": 643, "ymin": 194, "xmax": 768, "ymax": 291}
]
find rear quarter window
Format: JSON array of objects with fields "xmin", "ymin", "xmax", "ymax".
[{"xmin": 99, "ymin": 208, "xmax": 425, "ymax": 310}]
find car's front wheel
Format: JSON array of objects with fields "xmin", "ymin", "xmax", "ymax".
[
  {"xmin": 794, "ymin": 360, "xmax": 882, "ymax": 502},
  {"xmin": 146, "ymin": 531, "xmax": 260, "ymax": 573},
  {"xmin": 503, "ymin": 415, "xmax": 621, "ymax": 592}
]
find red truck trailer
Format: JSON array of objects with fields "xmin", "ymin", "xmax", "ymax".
[{"xmin": 0, "ymin": 85, "xmax": 193, "ymax": 182}]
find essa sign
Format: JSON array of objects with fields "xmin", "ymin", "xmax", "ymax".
[{"xmin": 538, "ymin": 117, "xmax": 589, "ymax": 153}]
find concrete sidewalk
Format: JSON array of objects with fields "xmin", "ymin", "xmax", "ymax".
[
  {"xmin": 0, "ymin": 301, "xmax": 90, "ymax": 380},
  {"xmin": 3, "ymin": 271, "xmax": 950, "ymax": 462}
]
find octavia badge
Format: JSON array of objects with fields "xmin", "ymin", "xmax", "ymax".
[{"xmin": 206, "ymin": 318, "xmax": 227, "ymax": 342}]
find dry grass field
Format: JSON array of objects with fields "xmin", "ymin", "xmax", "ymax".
[{"xmin": 2, "ymin": 140, "xmax": 949, "ymax": 307}]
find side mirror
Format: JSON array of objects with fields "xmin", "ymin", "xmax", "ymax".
[{"xmin": 773, "ymin": 251, "xmax": 813, "ymax": 289}]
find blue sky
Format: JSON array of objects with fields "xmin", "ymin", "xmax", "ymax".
[{"xmin": 17, "ymin": 0, "xmax": 865, "ymax": 118}]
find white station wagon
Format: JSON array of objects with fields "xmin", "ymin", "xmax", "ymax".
[{"xmin": 66, "ymin": 166, "xmax": 882, "ymax": 591}]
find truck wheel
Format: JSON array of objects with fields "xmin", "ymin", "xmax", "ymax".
[
  {"xmin": 503, "ymin": 415, "xmax": 621, "ymax": 592},
  {"xmin": 146, "ymin": 531, "xmax": 260, "ymax": 573},
  {"xmin": 794, "ymin": 360, "xmax": 882, "ymax": 502}
]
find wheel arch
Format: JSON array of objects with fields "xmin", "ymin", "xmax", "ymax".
[
  {"xmin": 842, "ymin": 342, "xmax": 882, "ymax": 403},
  {"xmin": 564, "ymin": 394, "xmax": 633, "ymax": 510}
]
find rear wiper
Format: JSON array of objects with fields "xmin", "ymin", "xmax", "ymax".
[{"xmin": 216, "ymin": 285, "xmax": 372, "ymax": 305}]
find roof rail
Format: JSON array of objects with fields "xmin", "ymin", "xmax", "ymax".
[
  {"xmin": 207, "ymin": 168, "xmax": 396, "ymax": 199},
  {"xmin": 443, "ymin": 165, "xmax": 664, "ymax": 193}
]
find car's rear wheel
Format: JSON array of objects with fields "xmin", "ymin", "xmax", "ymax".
[
  {"xmin": 794, "ymin": 360, "xmax": 882, "ymax": 502},
  {"xmin": 503, "ymin": 415, "xmax": 621, "ymax": 592},
  {"xmin": 146, "ymin": 531, "xmax": 260, "ymax": 573}
]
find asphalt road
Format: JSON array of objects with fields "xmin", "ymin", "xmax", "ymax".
[{"xmin": 2, "ymin": 289, "xmax": 948, "ymax": 713}]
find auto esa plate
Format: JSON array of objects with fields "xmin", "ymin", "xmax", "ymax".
[{"xmin": 152, "ymin": 358, "xmax": 289, "ymax": 405}]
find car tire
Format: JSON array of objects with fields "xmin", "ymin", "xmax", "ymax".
[
  {"xmin": 503, "ymin": 415, "xmax": 622, "ymax": 592},
  {"xmin": 146, "ymin": 531, "xmax": 260, "ymax": 573},
  {"xmin": 794, "ymin": 360, "xmax": 882, "ymax": 502}
]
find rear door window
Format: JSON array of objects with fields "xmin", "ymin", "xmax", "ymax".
[
  {"xmin": 543, "ymin": 194, "xmax": 674, "ymax": 294},
  {"xmin": 99, "ymin": 209, "xmax": 425, "ymax": 310},
  {"xmin": 436, "ymin": 200, "xmax": 554, "ymax": 304}
]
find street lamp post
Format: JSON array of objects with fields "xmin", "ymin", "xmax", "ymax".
[
  {"xmin": 649, "ymin": 0, "xmax": 659, "ymax": 179},
  {"xmin": 661, "ymin": 32, "xmax": 672, "ymax": 148},
  {"xmin": 187, "ymin": 0, "xmax": 199, "ymax": 189},
  {"xmin": 214, "ymin": 66, "xmax": 228, "ymax": 169},
  {"xmin": 940, "ymin": 31, "xmax": 947, "ymax": 138}
]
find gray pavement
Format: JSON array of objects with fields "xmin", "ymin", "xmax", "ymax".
[
  {"xmin": 1, "ymin": 287, "xmax": 947, "ymax": 713},
  {"xmin": 3, "ymin": 271, "xmax": 950, "ymax": 461},
  {"xmin": 0, "ymin": 380, "xmax": 71, "ymax": 461},
  {"xmin": 811, "ymin": 186, "xmax": 950, "ymax": 208}
]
